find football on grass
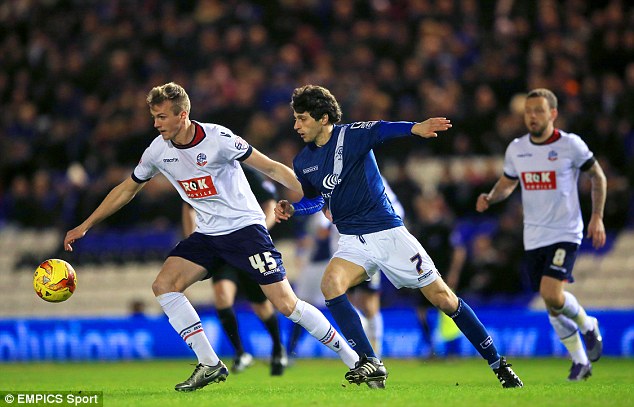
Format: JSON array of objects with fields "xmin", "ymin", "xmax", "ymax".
[{"xmin": 33, "ymin": 259, "xmax": 77, "ymax": 303}]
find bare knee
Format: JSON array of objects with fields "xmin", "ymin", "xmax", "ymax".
[
  {"xmin": 321, "ymin": 260, "xmax": 367, "ymax": 300},
  {"xmin": 153, "ymin": 257, "xmax": 206, "ymax": 296},
  {"xmin": 214, "ymin": 293, "xmax": 233, "ymax": 309},
  {"xmin": 539, "ymin": 276, "xmax": 565, "ymax": 311},
  {"xmin": 421, "ymin": 279, "xmax": 459, "ymax": 314},
  {"xmin": 434, "ymin": 291, "xmax": 459, "ymax": 314},
  {"xmin": 541, "ymin": 291, "xmax": 564, "ymax": 311},
  {"xmin": 321, "ymin": 271, "xmax": 348, "ymax": 299},
  {"xmin": 152, "ymin": 275, "xmax": 179, "ymax": 296},
  {"xmin": 273, "ymin": 297, "xmax": 297, "ymax": 317},
  {"xmin": 259, "ymin": 280, "xmax": 298, "ymax": 317}
]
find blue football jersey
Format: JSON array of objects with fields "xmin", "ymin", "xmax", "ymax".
[{"xmin": 293, "ymin": 120, "xmax": 415, "ymax": 235}]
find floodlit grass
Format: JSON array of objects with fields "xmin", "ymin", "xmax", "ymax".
[{"xmin": 1, "ymin": 358, "xmax": 633, "ymax": 406}]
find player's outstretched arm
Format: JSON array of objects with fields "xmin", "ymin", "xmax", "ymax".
[
  {"xmin": 244, "ymin": 148, "xmax": 303, "ymax": 194},
  {"xmin": 585, "ymin": 161, "xmax": 607, "ymax": 249},
  {"xmin": 476, "ymin": 175, "xmax": 518, "ymax": 212},
  {"xmin": 64, "ymin": 177, "xmax": 145, "ymax": 251},
  {"xmin": 411, "ymin": 117, "xmax": 452, "ymax": 139}
]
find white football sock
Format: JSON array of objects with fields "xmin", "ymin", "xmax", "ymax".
[
  {"xmin": 555, "ymin": 292, "xmax": 593, "ymax": 333},
  {"xmin": 549, "ymin": 314, "xmax": 589, "ymax": 365},
  {"xmin": 157, "ymin": 292, "xmax": 219, "ymax": 366},
  {"xmin": 289, "ymin": 299, "xmax": 359, "ymax": 368}
]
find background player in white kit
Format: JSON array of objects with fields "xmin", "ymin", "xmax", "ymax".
[
  {"xmin": 476, "ymin": 88, "xmax": 607, "ymax": 381},
  {"xmin": 63, "ymin": 82, "xmax": 359, "ymax": 391}
]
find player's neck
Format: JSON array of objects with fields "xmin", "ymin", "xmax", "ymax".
[
  {"xmin": 529, "ymin": 125, "xmax": 555, "ymax": 144},
  {"xmin": 173, "ymin": 121, "xmax": 195, "ymax": 146},
  {"xmin": 314, "ymin": 124, "xmax": 333, "ymax": 147}
]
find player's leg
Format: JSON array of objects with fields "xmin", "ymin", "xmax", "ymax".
[
  {"xmin": 349, "ymin": 280, "xmax": 383, "ymax": 357},
  {"xmin": 153, "ymin": 255, "xmax": 228, "ymax": 391},
  {"xmin": 322, "ymin": 252, "xmax": 387, "ymax": 388},
  {"xmin": 416, "ymin": 303, "xmax": 434, "ymax": 355},
  {"xmin": 542, "ymin": 268, "xmax": 602, "ymax": 362},
  {"xmin": 213, "ymin": 274, "xmax": 254, "ymax": 374},
  {"xmin": 220, "ymin": 225, "xmax": 359, "ymax": 371},
  {"xmin": 421, "ymin": 278, "xmax": 522, "ymax": 387},
  {"xmin": 541, "ymin": 277, "xmax": 594, "ymax": 380},
  {"xmin": 242, "ymin": 274, "xmax": 286, "ymax": 376},
  {"xmin": 375, "ymin": 226, "xmax": 522, "ymax": 388},
  {"xmin": 287, "ymin": 322, "xmax": 305, "ymax": 359},
  {"xmin": 322, "ymin": 249, "xmax": 380, "ymax": 360},
  {"xmin": 537, "ymin": 242, "xmax": 600, "ymax": 380},
  {"xmin": 259, "ymin": 278, "xmax": 359, "ymax": 369},
  {"xmin": 290, "ymin": 259, "xmax": 329, "ymax": 359}
]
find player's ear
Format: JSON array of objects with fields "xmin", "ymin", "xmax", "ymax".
[{"xmin": 320, "ymin": 114, "xmax": 329, "ymax": 125}]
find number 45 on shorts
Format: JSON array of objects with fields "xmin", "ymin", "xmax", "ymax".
[{"xmin": 249, "ymin": 252, "xmax": 278, "ymax": 274}]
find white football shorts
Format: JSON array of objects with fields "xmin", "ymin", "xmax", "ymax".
[{"xmin": 332, "ymin": 226, "xmax": 439, "ymax": 289}]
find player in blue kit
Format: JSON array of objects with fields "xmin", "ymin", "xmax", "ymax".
[{"xmin": 275, "ymin": 85, "xmax": 523, "ymax": 389}]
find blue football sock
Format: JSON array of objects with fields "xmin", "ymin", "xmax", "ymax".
[
  {"xmin": 325, "ymin": 294, "xmax": 376, "ymax": 358},
  {"xmin": 449, "ymin": 298, "xmax": 500, "ymax": 366}
]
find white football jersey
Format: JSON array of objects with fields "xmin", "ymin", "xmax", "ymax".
[
  {"xmin": 133, "ymin": 121, "xmax": 265, "ymax": 235},
  {"xmin": 503, "ymin": 129, "xmax": 594, "ymax": 250}
]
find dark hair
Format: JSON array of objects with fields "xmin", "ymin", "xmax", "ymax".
[
  {"xmin": 146, "ymin": 82, "xmax": 191, "ymax": 115},
  {"xmin": 291, "ymin": 85, "xmax": 342, "ymax": 123},
  {"xmin": 526, "ymin": 88, "xmax": 558, "ymax": 109}
]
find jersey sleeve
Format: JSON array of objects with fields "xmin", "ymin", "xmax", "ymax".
[
  {"xmin": 502, "ymin": 141, "xmax": 519, "ymax": 179},
  {"xmin": 359, "ymin": 121, "xmax": 416, "ymax": 150},
  {"xmin": 132, "ymin": 145, "xmax": 159, "ymax": 183},
  {"xmin": 570, "ymin": 134, "xmax": 594, "ymax": 170},
  {"xmin": 216, "ymin": 125, "xmax": 253, "ymax": 162},
  {"xmin": 341, "ymin": 121, "xmax": 415, "ymax": 154}
]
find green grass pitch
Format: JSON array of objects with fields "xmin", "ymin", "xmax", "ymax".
[{"xmin": 1, "ymin": 358, "xmax": 633, "ymax": 406}]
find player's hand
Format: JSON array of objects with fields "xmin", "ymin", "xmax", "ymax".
[
  {"xmin": 586, "ymin": 215, "xmax": 606, "ymax": 249},
  {"xmin": 274, "ymin": 200, "xmax": 295, "ymax": 223},
  {"xmin": 64, "ymin": 227, "xmax": 87, "ymax": 252},
  {"xmin": 475, "ymin": 193, "xmax": 491, "ymax": 212},
  {"xmin": 412, "ymin": 117, "xmax": 452, "ymax": 139}
]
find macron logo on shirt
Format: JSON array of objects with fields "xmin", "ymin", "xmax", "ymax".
[
  {"xmin": 522, "ymin": 171, "xmax": 556, "ymax": 190},
  {"xmin": 178, "ymin": 176, "xmax": 218, "ymax": 198}
]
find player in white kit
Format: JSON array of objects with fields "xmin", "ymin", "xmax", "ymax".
[
  {"xmin": 476, "ymin": 88, "xmax": 607, "ymax": 381},
  {"xmin": 64, "ymin": 82, "xmax": 359, "ymax": 391}
]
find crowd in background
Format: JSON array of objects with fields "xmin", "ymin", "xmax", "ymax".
[{"xmin": 1, "ymin": 0, "xmax": 632, "ymax": 301}]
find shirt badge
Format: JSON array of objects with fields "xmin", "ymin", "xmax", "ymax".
[
  {"xmin": 196, "ymin": 153, "xmax": 207, "ymax": 167},
  {"xmin": 548, "ymin": 150, "xmax": 558, "ymax": 161}
]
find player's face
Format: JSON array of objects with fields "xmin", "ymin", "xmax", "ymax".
[
  {"xmin": 524, "ymin": 96, "xmax": 555, "ymax": 137},
  {"xmin": 150, "ymin": 101, "xmax": 186, "ymax": 142},
  {"xmin": 293, "ymin": 111, "xmax": 326, "ymax": 144}
]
